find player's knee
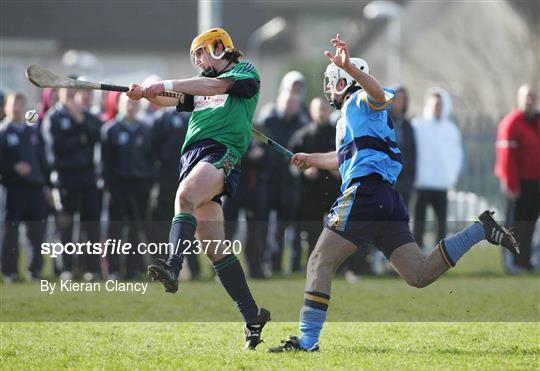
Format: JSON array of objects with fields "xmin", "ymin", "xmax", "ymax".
[
  {"xmin": 404, "ymin": 273, "xmax": 428, "ymax": 288},
  {"xmin": 176, "ymin": 188, "xmax": 196, "ymax": 212},
  {"xmin": 413, "ymin": 278, "xmax": 429, "ymax": 288},
  {"xmin": 307, "ymin": 250, "xmax": 335, "ymax": 276}
]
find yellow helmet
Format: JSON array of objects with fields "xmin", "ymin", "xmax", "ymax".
[{"xmin": 190, "ymin": 28, "xmax": 235, "ymax": 60}]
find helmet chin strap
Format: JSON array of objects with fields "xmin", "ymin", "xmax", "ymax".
[
  {"xmin": 330, "ymin": 97, "xmax": 343, "ymax": 110},
  {"xmin": 201, "ymin": 67, "xmax": 217, "ymax": 77},
  {"xmin": 202, "ymin": 58, "xmax": 233, "ymax": 78},
  {"xmin": 332, "ymin": 85, "xmax": 361, "ymax": 110}
]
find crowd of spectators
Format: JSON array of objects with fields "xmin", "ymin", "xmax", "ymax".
[{"xmin": 1, "ymin": 73, "xmax": 538, "ymax": 282}]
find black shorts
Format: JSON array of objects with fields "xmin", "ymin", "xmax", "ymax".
[
  {"xmin": 178, "ymin": 139, "xmax": 241, "ymax": 204},
  {"xmin": 325, "ymin": 175, "xmax": 415, "ymax": 259}
]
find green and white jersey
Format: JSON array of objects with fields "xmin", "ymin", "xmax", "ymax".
[{"xmin": 181, "ymin": 62, "xmax": 260, "ymax": 158}]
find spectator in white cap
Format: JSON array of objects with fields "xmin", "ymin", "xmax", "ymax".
[{"xmin": 279, "ymin": 70, "xmax": 310, "ymax": 123}]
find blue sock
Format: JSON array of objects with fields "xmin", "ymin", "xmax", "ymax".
[
  {"xmin": 439, "ymin": 221, "xmax": 485, "ymax": 267},
  {"xmin": 166, "ymin": 213, "xmax": 197, "ymax": 276},
  {"xmin": 299, "ymin": 291, "xmax": 329, "ymax": 350}
]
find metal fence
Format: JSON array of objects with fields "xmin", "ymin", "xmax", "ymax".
[{"xmin": 448, "ymin": 114, "xmax": 505, "ymax": 221}]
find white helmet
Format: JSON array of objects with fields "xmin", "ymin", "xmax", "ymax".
[{"xmin": 323, "ymin": 58, "xmax": 369, "ymax": 108}]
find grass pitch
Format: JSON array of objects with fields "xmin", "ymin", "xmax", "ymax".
[
  {"xmin": 1, "ymin": 247, "xmax": 539, "ymax": 369},
  {"xmin": 2, "ymin": 322, "xmax": 538, "ymax": 370}
]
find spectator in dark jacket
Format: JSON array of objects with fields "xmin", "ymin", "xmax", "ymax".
[
  {"xmin": 495, "ymin": 84, "xmax": 540, "ymax": 273},
  {"xmin": 102, "ymin": 94, "xmax": 153, "ymax": 279},
  {"xmin": 390, "ymin": 86, "xmax": 416, "ymax": 207},
  {"xmin": 43, "ymin": 87, "xmax": 102, "ymax": 280},
  {"xmin": 289, "ymin": 97, "xmax": 340, "ymax": 253},
  {"xmin": 257, "ymin": 90, "xmax": 308, "ymax": 273},
  {"xmin": 1, "ymin": 92, "xmax": 50, "ymax": 281},
  {"xmin": 223, "ymin": 139, "xmax": 270, "ymax": 278},
  {"xmin": 0, "ymin": 91, "xmax": 5, "ymax": 121}
]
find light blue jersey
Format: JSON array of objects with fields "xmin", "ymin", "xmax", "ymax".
[{"xmin": 335, "ymin": 88, "xmax": 402, "ymax": 192}]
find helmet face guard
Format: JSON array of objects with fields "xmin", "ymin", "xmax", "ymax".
[
  {"xmin": 323, "ymin": 65, "xmax": 351, "ymax": 109},
  {"xmin": 190, "ymin": 28, "xmax": 235, "ymax": 77},
  {"xmin": 323, "ymin": 58, "xmax": 370, "ymax": 109},
  {"xmin": 190, "ymin": 47, "xmax": 222, "ymax": 77}
]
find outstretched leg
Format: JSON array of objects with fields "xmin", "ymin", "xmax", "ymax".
[
  {"xmin": 268, "ymin": 210, "xmax": 519, "ymax": 353},
  {"xmin": 391, "ymin": 211, "xmax": 519, "ymax": 288},
  {"xmin": 389, "ymin": 241, "xmax": 449, "ymax": 287}
]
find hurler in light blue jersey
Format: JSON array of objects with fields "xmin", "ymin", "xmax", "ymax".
[
  {"xmin": 335, "ymin": 86, "xmax": 401, "ymax": 192},
  {"xmin": 268, "ymin": 33, "xmax": 520, "ymax": 353}
]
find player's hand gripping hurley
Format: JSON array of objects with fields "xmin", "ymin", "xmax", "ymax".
[{"xmin": 26, "ymin": 64, "xmax": 184, "ymax": 100}]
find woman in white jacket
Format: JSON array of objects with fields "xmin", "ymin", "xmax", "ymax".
[{"xmin": 412, "ymin": 87, "xmax": 463, "ymax": 248}]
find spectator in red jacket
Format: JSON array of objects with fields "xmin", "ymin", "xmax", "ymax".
[
  {"xmin": 495, "ymin": 84, "xmax": 540, "ymax": 272},
  {"xmin": 37, "ymin": 88, "xmax": 59, "ymax": 126},
  {"xmin": 100, "ymin": 91, "xmax": 121, "ymax": 123}
]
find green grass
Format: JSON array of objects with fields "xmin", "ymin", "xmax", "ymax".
[
  {"xmin": 1, "ymin": 247, "xmax": 539, "ymax": 369},
  {"xmin": 1, "ymin": 322, "xmax": 538, "ymax": 370}
]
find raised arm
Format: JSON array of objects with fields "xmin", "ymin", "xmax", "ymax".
[
  {"xmin": 291, "ymin": 151, "xmax": 339, "ymax": 171},
  {"xmin": 325, "ymin": 33, "xmax": 386, "ymax": 103}
]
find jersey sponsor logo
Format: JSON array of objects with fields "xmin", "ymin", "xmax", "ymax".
[
  {"xmin": 193, "ymin": 94, "xmax": 229, "ymax": 112},
  {"xmin": 336, "ymin": 117, "xmax": 346, "ymax": 147}
]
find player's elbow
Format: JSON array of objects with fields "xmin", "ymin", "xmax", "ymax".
[
  {"xmin": 369, "ymin": 91, "xmax": 386, "ymax": 104},
  {"xmin": 205, "ymin": 79, "xmax": 231, "ymax": 96}
]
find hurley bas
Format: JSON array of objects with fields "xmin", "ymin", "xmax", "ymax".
[{"xmin": 41, "ymin": 280, "xmax": 148, "ymax": 295}]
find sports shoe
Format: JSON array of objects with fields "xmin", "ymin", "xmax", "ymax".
[
  {"xmin": 267, "ymin": 336, "xmax": 319, "ymax": 353},
  {"xmin": 479, "ymin": 210, "xmax": 520, "ymax": 255},
  {"xmin": 147, "ymin": 258, "xmax": 178, "ymax": 293},
  {"xmin": 243, "ymin": 307, "xmax": 271, "ymax": 350}
]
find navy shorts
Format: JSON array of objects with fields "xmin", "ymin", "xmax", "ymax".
[
  {"xmin": 325, "ymin": 175, "xmax": 415, "ymax": 259},
  {"xmin": 178, "ymin": 139, "xmax": 241, "ymax": 204}
]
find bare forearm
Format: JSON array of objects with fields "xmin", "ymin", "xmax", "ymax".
[
  {"xmin": 147, "ymin": 96, "xmax": 179, "ymax": 107},
  {"xmin": 310, "ymin": 151, "xmax": 339, "ymax": 170},
  {"xmin": 169, "ymin": 77, "xmax": 232, "ymax": 96},
  {"xmin": 343, "ymin": 63, "xmax": 385, "ymax": 103}
]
